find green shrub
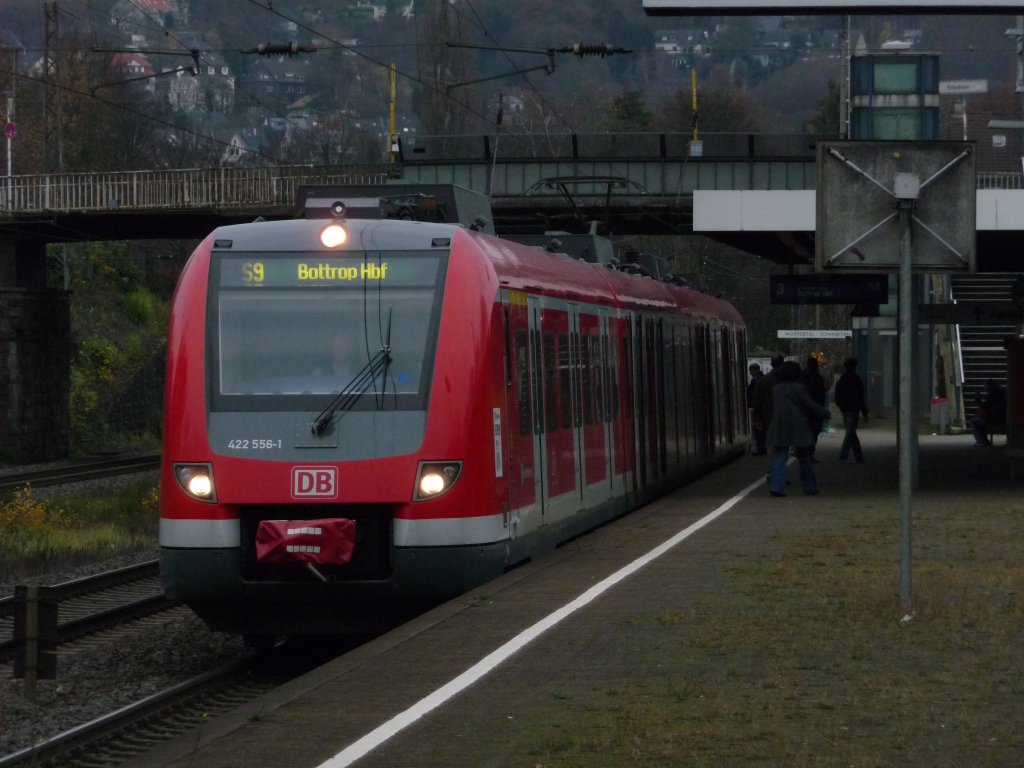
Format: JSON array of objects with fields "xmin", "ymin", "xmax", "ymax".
[{"xmin": 0, "ymin": 482, "xmax": 159, "ymax": 583}]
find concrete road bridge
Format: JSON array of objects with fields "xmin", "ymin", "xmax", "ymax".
[
  {"xmin": 2, "ymin": 131, "xmax": 1023, "ymax": 463},
  {"xmin": 0, "ymin": 131, "xmax": 1020, "ymax": 271}
]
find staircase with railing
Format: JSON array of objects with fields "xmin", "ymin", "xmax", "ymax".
[{"xmin": 950, "ymin": 273, "xmax": 1020, "ymax": 411}]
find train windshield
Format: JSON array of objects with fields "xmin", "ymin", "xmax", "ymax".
[{"xmin": 209, "ymin": 251, "xmax": 447, "ymax": 410}]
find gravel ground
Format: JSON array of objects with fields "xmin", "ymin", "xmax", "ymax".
[
  {"xmin": 0, "ymin": 602, "xmax": 248, "ymax": 756},
  {"xmin": 1, "ymin": 470, "xmax": 250, "ymax": 758}
]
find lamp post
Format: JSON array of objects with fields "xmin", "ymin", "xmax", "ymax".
[
  {"xmin": 1006, "ymin": 18, "xmax": 1024, "ymax": 171},
  {"xmin": 4, "ymin": 91, "xmax": 13, "ymax": 208},
  {"xmin": 0, "ymin": 43, "xmax": 17, "ymax": 209}
]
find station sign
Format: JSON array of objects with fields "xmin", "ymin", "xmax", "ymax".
[
  {"xmin": 778, "ymin": 330, "xmax": 853, "ymax": 339},
  {"xmin": 939, "ymin": 80, "xmax": 988, "ymax": 96},
  {"xmin": 918, "ymin": 302, "xmax": 1024, "ymax": 325},
  {"xmin": 770, "ymin": 274, "xmax": 888, "ymax": 305}
]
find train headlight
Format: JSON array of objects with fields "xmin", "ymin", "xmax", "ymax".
[
  {"xmin": 174, "ymin": 463, "xmax": 217, "ymax": 503},
  {"xmin": 414, "ymin": 461, "xmax": 463, "ymax": 501},
  {"xmin": 320, "ymin": 224, "xmax": 347, "ymax": 248}
]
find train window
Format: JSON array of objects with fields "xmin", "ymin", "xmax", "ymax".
[
  {"xmin": 580, "ymin": 335, "xmax": 593, "ymax": 426},
  {"xmin": 572, "ymin": 331, "xmax": 582, "ymax": 428},
  {"xmin": 515, "ymin": 330, "xmax": 530, "ymax": 437},
  {"xmin": 543, "ymin": 332, "xmax": 557, "ymax": 433},
  {"xmin": 559, "ymin": 332, "xmax": 572, "ymax": 430},
  {"xmin": 210, "ymin": 251, "xmax": 445, "ymax": 411}
]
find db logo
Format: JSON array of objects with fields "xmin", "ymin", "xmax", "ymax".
[{"xmin": 291, "ymin": 467, "xmax": 338, "ymax": 499}]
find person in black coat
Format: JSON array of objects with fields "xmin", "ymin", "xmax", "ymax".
[
  {"xmin": 801, "ymin": 355, "xmax": 827, "ymax": 460},
  {"xmin": 747, "ymin": 362, "xmax": 766, "ymax": 454},
  {"xmin": 969, "ymin": 379, "xmax": 1006, "ymax": 447},
  {"xmin": 833, "ymin": 357, "xmax": 869, "ymax": 462},
  {"xmin": 766, "ymin": 360, "xmax": 831, "ymax": 497},
  {"xmin": 751, "ymin": 355, "xmax": 784, "ymax": 457}
]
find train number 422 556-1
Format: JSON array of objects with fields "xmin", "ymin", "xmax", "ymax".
[{"xmin": 227, "ymin": 438, "xmax": 283, "ymax": 450}]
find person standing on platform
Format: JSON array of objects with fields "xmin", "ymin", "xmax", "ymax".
[
  {"xmin": 801, "ymin": 355, "xmax": 828, "ymax": 461},
  {"xmin": 834, "ymin": 357, "xmax": 869, "ymax": 463},
  {"xmin": 767, "ymin": 360, "xmax": 830, "ymax": 497},
  {"xmin": 969, "ymin": 378, "xmax": 1006, "ymax": 447},
  {"xmin": 747, "ymin": 362, "xmax": 765, "ymax": 454},
  {"xmin": 751, "ymin": 355, "xmax": 784, "ymax": 458}
]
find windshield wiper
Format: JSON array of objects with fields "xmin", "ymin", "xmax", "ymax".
[
  {"xmin": 310, "ymin": 346, "xmax": 392, "ymax": 435},
  {"xmin": 311, "ymin": 311, "xmax": 395, "ymax": 436}
]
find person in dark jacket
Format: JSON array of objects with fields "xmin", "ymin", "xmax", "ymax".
[
  {"xmin": 969, "ymin": 379, "xmax": 1006, "ymax": 446},
  {"xmin": 747, "ymin": 362, "xmax": 766, "ymax": 454},
  {"xmin": 766, "ymin": 360, "xmax": 831, "ymax": 497},
  {"xmin": 751, "ymin": 355, "xmax": 784, "ymax": 457},
  {"xmin": 801, "ymin": 355, "xmax": 828, "ymax": 460},
  {"xmin": 833, "ymin": 357, "xmax": 869, "ymax": 462}
]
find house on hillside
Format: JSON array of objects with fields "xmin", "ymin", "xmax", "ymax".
[
  {"xmin": 108, "ymin": 51, "xmax": 157, "ymax": 95},
  {"xmin": 242, "ymin": 58, "xmax": 309, "ymax": 108},
  {"xmin": 214, "ymin": 127, "xmax": 253, "ymax": 166},
  {"xmin": 165, "ymin": 52, "xmax": 235, "ymax": 114},
  {"xmin": 110, "ymin": 0, "xmax": 186, "ymax": 32}
]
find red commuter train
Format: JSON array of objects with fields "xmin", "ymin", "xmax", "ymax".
[{"xmin": 159, "ymin": 186, "xmax": 748, "ymax": 642}]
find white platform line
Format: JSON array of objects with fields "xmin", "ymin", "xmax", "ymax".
[{"xmin": 318, "ymin": 474, "xmax": 765, "ymax": 768}]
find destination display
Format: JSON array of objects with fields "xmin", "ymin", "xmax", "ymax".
[
  {"xmin": 770, "ymin": 274, "xmax": 888, "ymax": 305},
  {"xmin": 217, "ymin": 254, "xmax": 443, "ymax": 288}
]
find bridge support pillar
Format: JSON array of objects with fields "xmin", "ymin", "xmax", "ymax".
[
  {"xmin": 0, "ymin": 238, "xmax": 48, "ymax": 289},
  {"xmin": 0, "ymin": 253, "xmax": 71, "ymax": 463}
]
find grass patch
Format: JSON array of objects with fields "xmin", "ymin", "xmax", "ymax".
[
  {"xmin": 0, "ymin": 481, "xmax": 159, "ymax": 584},
  {"xmin": 516, "ymin": 501, "xmax": 1024, "ymax": 767}
]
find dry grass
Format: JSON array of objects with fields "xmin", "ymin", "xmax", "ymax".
[
  {"xmin": 518, "ymin": 498, "xmax": 1024, "ymax": 767},
  {"xmin": 0, "ymin": 482, "xmax": 158, "ymax": 584}
]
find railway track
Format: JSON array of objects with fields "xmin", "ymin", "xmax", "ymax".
[
  {"xmin": 0, "ymin": 452, "xmax": 161, "ymax": 494},
  {"xmin": 0, "ymin": 634, "xmax": 359, "ymax": 768},
  {"xmin": 0, "ymin": 560, "xmax": 172, "ymax": 663},
  {"xmin": 0, "ymin": 653, "xmax": 276, "ymax": 768},
  {"xmin": 0, "ymin": 560, "xmax": 368, "ymax": 767}
]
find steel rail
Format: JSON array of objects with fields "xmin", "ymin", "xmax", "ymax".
[
  {"xmin": 0, "ymin": 655, "xmax": 261, "ymax": 767},
  {"xmin": 0, "ymin": 561, "xmax": 171, "ymax": 663},
  {"xmin": 0, "ymin": 453, "xmax": 161, "ymax": 494}
]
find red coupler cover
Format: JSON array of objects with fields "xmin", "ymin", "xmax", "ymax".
[{"xmin": 256, "ymin": 518, "xmax": 356, "ymax": 565}]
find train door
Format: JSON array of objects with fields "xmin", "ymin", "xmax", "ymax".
[
  {"xmin": 609, "ymin": 313, "xmax": 634, "ymax": 496},
  {"xmin": 528, "ymin": 296, "xmax": 546, "ymax": 526},
  {"xmin": 720, "ymin": 326, "xmax": 736, "ymax": 444},
  {"xmin": 503, "ymin": 291, "xmax": 538, "ymax": 537},
  {"xmin": 577, "ymin": 308, "xmax": 608, "ymax": 509},
  {"xmin": 653, "ymin": 318, "xmax": 667, "ymax": 480},
  {"xmin": 665, "ymin": 320, "xmax": 681, "ymax": 473},
  {"xmin": 693, "ymin": 322, "xmax": 713, "ymax": 457},
  {"xmin": 632, "ymin": 316, "xmax": 648, "ymax": 488},
  {"xmin": 540, "ymin": 303, "xmax": 578, "ymax": 522},
  {"xmin": 634, "ymin": 315, "xmax": 665, "ymax": 490},
  {"xmin": 678, "ymin": 317, "xmax": 696, "ymax": 471}
]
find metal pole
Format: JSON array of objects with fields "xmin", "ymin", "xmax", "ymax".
[
  {"xmin": 898, "ymin": 200, "xmax": 914, "ymax": 618},
  {"xmin": 23, "ymin": 586, "xmax": 39, "ymax": 702},
  {"xmin": 5, "ymin": 90, "xmax": 11, "ymax": 209}
]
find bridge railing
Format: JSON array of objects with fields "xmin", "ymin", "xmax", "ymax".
[
  {"xmin": 0, "ymin": 165, "xmax": 392, "ymax": 214},
  {"xmin": 0, "ymin": 140, "xmax": 1019, "ymax": 216},
  {"xmin": 398, "ymin": 132, "xmax": 823, "ymax": 162}
]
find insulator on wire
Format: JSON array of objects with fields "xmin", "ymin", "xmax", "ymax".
[
  {"xmin": 243, "ymin": 42, "xmax": 317, "ymax": 56},
  {"xmin": 563, "ymin": 43, "xmax": 630, "ymax": 58}
]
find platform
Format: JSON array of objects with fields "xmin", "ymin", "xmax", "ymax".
[{"xmin": 136, "ymin": 419, "xmax": 1024, "ymax": 768}]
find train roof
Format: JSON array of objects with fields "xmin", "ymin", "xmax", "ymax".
[
  {"xmin": 460, "ymin": 229, "xmax": 744, "ymax": 325},
  {"xmin": 201, "ymin": 217, "xmax": 742, "ymax": 327}
]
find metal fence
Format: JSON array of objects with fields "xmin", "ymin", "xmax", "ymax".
[
  {"xmin": 0, "ymin": 141, "xmax": 1019, "ymax": 216},
  {"xmin": 0, "ymin": 165, "xmax": 392, "ymax": 214},
  {"xmin": 398, "ymin": 132, "xmax": 823, "ymax": 162}
]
